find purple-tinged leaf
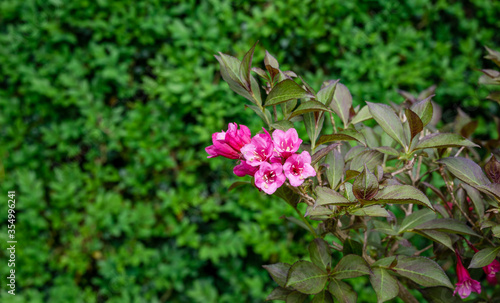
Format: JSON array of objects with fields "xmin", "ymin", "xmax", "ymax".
[
  {"xmin": 239, "ymin": 42, "xmax": 258, "ymax": 90},
  {"xmin": 265, "ymin": 79, "xmax": 313, "ymax": 106},
  {"xmin": 328, "ymin": 279, "xmax": 357, "ymax": 303},
  {"xmin": 290, "ymin": 100, "xmax": 333, "ymax": 118},
  {"xmin": 417, "ymin": 85, "xmax": 437, "ymax": 101},
  {"xmin": 315, "ymin": 186, "xmax": 355, "ymax": 207},
  {"xmin": 252, "ymin": 67, "xmax": 269, "ymax": 81},
  {"xmin": 485, "ymin": 46, "xmax": 500, "ymax": 67},
  {"xmin": 332, "ymin": 254, "xmax": 371, "ymax": 280},
  {"xmin": 228, "ymin": 181, "xmax": 251, "ymax": 192},
  {"xmin": 317, "ymin": 129, "xmax": 367, "ymax": 146},
  {"xmin": 216, "ymin": 54, "xmax": 257, "ymax": 105},
  {"xmin": 350, "ymin": 105, "xmax": 373, "ymax": 125},
  {"xmin": 469, "ymin": 247, "xmax": 500, "ymax": 269},
  {"xmin": 263, "ymin": 263, "xmax": 292, "ymax": 287},
  {"xmin": 397, "ymin": 89, "xmax": 417, "ymax": 103},
  {"xmin": 438, "ymin": 157, "xmax": 490, "ymax": 186},
  {"xmin": 486, "ymin": 91, "xmax": 500, "ymax": 103},
  {"xmin": 414, "ymin": 133, "xmax": 478, "ymax": 151},
  {"xmin": 350, "ymin": 150, "xmax": 384, "ymax": 172},
  {"xmin": 462, "ymin": 183, "xmax": 485, "ymax": 218},
  {"xmin": 369, "ymin": 268, "xmax": 399, "ymax": 303},
  {"xmin": 311, "ymin": 290, "xmax": 334, "ymax": 303},
  {"xmin": 410, "ymin": 96, "xmax": 434, "ymax": 127},
  {"xmin": 367, "ymin": 102, "xmax": 407, "ymax": 149},
  {"xmin": 414, "ymin": 218, "xmax": 479, "ymax": 237},
  {"xmin": 271, "ymin": 120, "xmax": 294, "ymax": 131},
  {"xmin": 405, "ymin": 109, "xmax": 423, "ymax": 144},
  {"xmin": 345, "ymin": 170, "xmax": 361, "ymax": 182},
  {"xmin": 398, "ymin": 209, "xmax": 436, "ymax": 233},
  {"xmin": 317, "ymin": 80, "xmax": 339, "ymax": 107},
  {"xmin": 285, "ymin": 261, "xmax": 328, "ymax": 295},
  {"xmin": 460, "ymin": 120, "xmax": 478, "ymax": 138},
  {"xmin": 264, "ymin": 50, "xmax": 280, "ymax": 82},
  {"xmin": 351, "ymin": 205, "xmax": 390, "ymax": 217},
  {"xmin": 311, "ymin": 143, "xmax": 341, "ymax": 165},
  {"xmin": 330, "ymin": 83, "xmax": 352, "ymax": 127},
  {"xmin": 353, "ymin": 166, "xmax": 379, "ymax": 201},
  {"xmin": 412, "ymin": 229, "xmax": 454, "ymax": 251},
  {"xmin": 266, "ymin": 287, "xmax": 293, "ymax": 301},
  {"xmin": 309, "ymin": 239, "xmax": 332, "ymax": 271},
  {"xmin": 485, "ymin": 155, "xmax": 500, "ymax": 184},
  {"xmin": 371, "ymin": 185, "xmax": 433, "ymax": 210},
  {"xmin": 419, "ymin": 287, "xmax": 461, "ymax": 303},
  {"xmin": 298, "ymin": 76, "xmax": 317, "ymax": 97},
  {"xmin": 286, "ymin": 291, "xmax": 308, "ymax": 303},
  {"xmin": 375, "ymin": 146, "xmax": 399, "ymax": 156},
  {"xmin": 326, "ymin": 149, "xmax": 344, "ymax": 190}
]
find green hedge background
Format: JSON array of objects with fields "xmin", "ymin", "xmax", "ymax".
[{"xmin": 0, "ymin": 0, "xmax": 499, "ymax": 302}]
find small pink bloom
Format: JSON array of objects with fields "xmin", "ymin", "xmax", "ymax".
[
  {"xmin": 254, "ymin": 162, "xmax": 286, "ymax": 195},
  {"xmin": 484, "ymin": 259, "xmax": 500, "ymax": 285},
  {"xmin": 206, "ymin": 123, "xmax": 251, "ymax": 159},
  {"xmin": 272, "ymin": 128, "xmax": 302, "ymax": 159},
  {"xmin": 283, "ymin": 151, "xmax": 316, "ymax": 187},
  {"xmin": 241, "ymin": 129, "xmax": 274, "ymax": 167},
  {"xmin": 233, "ymin": 161, "xmax": 258, "ymax": 177},
  {"xmin": 453, "ymin": 256, "xmax": 481, "ymax": 299}
]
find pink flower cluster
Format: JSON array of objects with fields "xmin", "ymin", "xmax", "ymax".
[{"xmin": 206, "ymin": 123, "xmax": 316, "ymax": 195}]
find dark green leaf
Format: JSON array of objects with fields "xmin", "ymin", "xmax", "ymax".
[
  {"xmin": 369, "ymin": 268, "xmax": 399, "ymax": 303},
  {"xmin": 317, "ymin": 80, "xmax": 339, "ymax": 107},
  {"xmin": 413, "ymin": 230, "xmax": 454, "ymax": 251},
  {"xmin": 311, "ymin": 290, "xmax": 334, "ymax": 303},
  {"xmin": 311, "ymin": 143, "xmax": 341, "ymax": 165},
  {"xmin": 309, "ymin": 239, "xmax": 332, "ymax": 270},
  {"xmin": 410, "ymin": 97, "xmax": 434, "ymax": 125},
  {"xmin": 330, "ymin": 83, "xmax": 352, "ymax": 127},
  {"xmin": 469, "ymin": 247, "xmax": 500, "ymax": 268},
  {"xmin": 290, "ymin": 100, "xmax": 333, "ymax": 118},
  {"xmin": 414, "ymin": 218, "xmax": 480, "ymax": 237},
  {"xmin": 485, "ymin": 155, "xmax": 500, "ymax": 184},
  {"xmin": 345, "ymin": 170, "xmax": 361, "ymax": 182},
  {"xmin": 285, "ymin": 291, "xmax": 308, "ymax": 303},
  {"xmin": 414, "ymin": 133, "xmax": 478, "ymax": 151},
  {"xmin": 263, "ymin": 263, "xmax": 292, "ymax": 287},
  {"xmin": 328, "ymin": 280, "xmax": 357, "ymax": 303},
  {"xmin": 375, "ymin": 146, "xmax": 399, "ymax": 156},
  {"xmin": 372, "ymin": 185, "xmax": 433, "ymax": 210},
  {"xmin": 252, "ymin": 67, "xmax": 269, "ymax": 81},
  {"xmin": 246, "ymin": 104, "xmax": 272, "ymax": 125},
  {"xmin": 326, "ymin": 149, "xmax": 344, "ymax": 190},
  {"xmin": 460, "ymin": 120, "xmax": 478, "ymax": 138},
  {"xmin": 266, "ymin": 79, "xmax": 313, "ymax": 106},
  {"xmin": 399, "ymin": 209, "xmax": 437, "ymax": 233},
  {"xmin": 367, "ymin": 102, "xmax": 407, "ymax": 148},
  {"xmin": 343, "ymin": 239, "xmax": 363, "ymax": 256},
  {"xmin": 264, "ymin": 50, "xmax": 280, "ymax": 82},
  {"xmin": 485, "ymin": 46, "xmax": 500, "ymax": 67},
  {"xmin": 317, "ymin": 129, "xmax": 367, "ymax": 146},
  {"xmin": 350, "ymin": 105, "xmax": 372, "ymax": 125},
  {"xmin": 353, "ymin": 166, "xmax": 379, "ymax": 201},
  {"xmin": 271, "ymin": 120, "xmax": 294, "ymax": 131},
  {"xmin": 351, "ymin": 205, "xmax": 390, "ymax": 217},
  {"xmin": 405, "ymin": 109, "xmax": 423, "ymax": 143},
  {"xmin": 419, "ymin": 286, "xmax": 462, "ymax": 303},
  {"xmin": 228, "ymin": 181, "xmax": 251, "ymax": 191},
  {"xmin": 274, "ymin": 186, "xmax": 300, "ymax": 207},
  {"xmin": 373, "ymin": 220, "xmax": 398, "ymax": 236},
  {"xmin": 462, "ymin": 183, "xmax": 485, "ymax": 218},
  {"xmin": 315, "ymin": 186, "xmax": 355, "ymax": 206},
  {"xmin": 350, "ymin": 150, "xmax": 384, "ymax": 172},
  {"xmin": 332, "ymin": 254, "xmax": 371, "ymax": 279},
  {"xmin": 438, "ymin": 157, "xmax": 490, "ymax": 187},
  {"xmin": 216, "ymin": 54, "xmax": 257, "ymax": 104},
  {"xmin": 286, "ymin": 261, "xmax": 328, "ymax": 295},
  {"xmin": 266, "ymin": 287, "xmax": 293, "ymax": 301},
  {"xmin": 239, "ymin": 41, "xmax": 258, "ymax": 90}
]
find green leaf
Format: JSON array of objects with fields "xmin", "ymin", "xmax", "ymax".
[
  {"xmin": 264, "ymin": 50, "xmax": 280, "ymax": 82},
  {"xmin": 399, "ymin": 209, "xmax": 437, "ymax": 233},
  {"xmin": 326, "ymin": 149, "xmax": 344, "ymax": 190},
  {"xmin": 350, "ymin": 105, "xmax": 372, "ymax": 125},
  {"xmin": 462, "ymin": 183, "xmax": 485, "ymax": 218},
  {"xmin": 263, "ymin": 263, "xmax": 292, "ymax": 287},
  {"xmin": 290, "ymin": 100, "xmax": 333, "ymax": 118},
  {"xmin": 266, "ymin": 79, "xmax": 313, "ymax": 106},
  {"xmin": 228, "ymin": 181, "xmax": 251, "ymax": 192},
  {"xmin": 328, "ymin": 280, "xmax": 357, "ymax": 303},
  {"xmin": 414, "ymin": 133, "xmax": 478, "ymax": 151},
  {"xmin": 330, "ymin": 83, "xmax": 352, "ymax": 127},
  {"xmin": 317, "ymin": 129, "xmax": 367, "ymax": 146},
  {"xmin": 493, "ymin": 225, "xmax": 500, "ymax": 238},
  {"xmin": 271, "ymin": 120, "xmax": 294, "ymax": 131},
  {"xmin": 343, "ymin": 238, "xmax": 363, "ymax": 256},
  {"xmin": 317, "ymin": 80, "xmax": 339, "ymax": 107},
  {"xmin": 252, "ymin": 67, "xmax": 269, "ymax": 81},
  {"xmin": 309, "ymin": 239, "xmax": 332, "ymax": 271},
  {"xmin": 274, "ymin": 186, "xmax": 300, "ymax": 207},
  {"xmin": 485, "ymin": 155, "xmax": 500, "ymax": 184},
  {"xmin": 375, "ymin": 146, "xmax": 399, "ymax": 156},
  {"xmin": 353, "ymin": 165, "xmax": 379, "ymax": 201},
  {"xmin": 485, "ymin": 46, "xmax": 500, "ymax": 67},
  {"xmin": 311, "ymin": 143, "xmax": 341, "ymax": 165},
  {"xmin": 351, "ymin": 205, "xmax": 390, "ymax": 217},
  {"xmin": 266, "ymin": 287, "xmax": 293, "ymax": 301},
  {"xmin": 405, "ymin": 109, "xmax": 423, "ymax": 144},
  {"xmin": 373, "ymin": 220, "xmax": 398, "ymax": 236},
  {"xmin": 311, "ymin": 290, "xmax": 334, "ymax": 303},
  {"xmin": 286, "ymin": 261, "xmax": 328, "ymax": 295},
  {"xmin": 332, "ymin": 254, "xmax": 371, "ymax": 279},
  {"xmin": 372, "ymin": 185, "xmax": 434, "ymax": 210},
  {"xmin": 315, "ymin": 186, "xmax": 355, "ymax": 206},
  {"xmin": 246, "ymin": 104, "xmax": 272, "ymax": 125},
  {"xmin": 239, "ymin": 41, "xmax": 258, "ymax": 90},
  {"xmin": 367, "ymin": 102, "xmax": 407, "ymax": 149},
  {"xmin": 285, "ymin": 291, "xmax": 308, "ymax": 303},
  {"xmin": 438, "ymin": 157, "xmax": 490, "ymax": 187},
  {"xmin": 380, "ymin": 256, "xmax": 453, "ymax": 289},
  {"xmin": 369, "ymin": 268, "xmax": 399, "ymax": 303},
  {"xmin": 469, "ymin": 247, "xmax": 500, "ymax": 268},
  {"xmin": 216, "ymin": 54, "xmax": 256, "ymax": 105},
  {"xmin": 419, "ymin": 287, "xmax": 462, "ymax": 303},
  {"xmin": 350, "ymin": 150, "xmax": 384, "ymax": 172},
  {"xmin": 410, "ymin": 97, "xmax": 433, "ymax": 127},
  {"xmin": 413, "ymin": 229, "xmax": 454, "ymax": 251},
  {"xmin": 414, "ymin": 218, "xmax": 480, "ymax": 237}
]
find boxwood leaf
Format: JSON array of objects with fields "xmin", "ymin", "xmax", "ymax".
[
  {"xmin": 371, "ymin": 185, "xmax": 434, "ymax": 210},
  {"xmin": 309, "ymin": 238, "xmax": 332, "ymax": 271},
  {"xmin": 367, "ymin": 102, "xmax": 407, "ymax": 149},
  {"xmin": 469, "ymin": 247, "xmax": 500, "ymax": 268},
  {"xmin": 331, "ymin": 254, "xmax": 371, "ymax": 279},
  {"xmin": 369, "ymin": 268, "xmax": 399, "ymax": 303},
  {"xmin": 263, "ymin": 263, "xmax": 292, "ymax": 287},
  {"xmin": 311, "ymin": 290, "xmax": 334, "ymax": 303},
  {"xmin": 414, "ymin": 218, "xmax": 480, "ymax": 237},
  {"xmin": 266, "ymin": 79, "xmax": 313, "ymax": 106},
  {"xmin": 353, "ymin": 165, "xmax": 379, "ymax": 201},
  {"xmin": 330, "ymin": 83, "xmax": 352, "ymax": 127},
  {"xmin": 328, "ymin": 280, "xmax": 357, "ymax": 303},
  {"xmin": 414, "ymin": 133, "xmax": 478, "ymax": 151},
  {"xmin": 286, "ymin": 261, "xmax": 328, "ymax": 294},
  {"xmin": 438, "ymin": 157, "xmax": 490, "ymax": 186}
]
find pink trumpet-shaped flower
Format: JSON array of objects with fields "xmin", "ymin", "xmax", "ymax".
[
  {"xmin": 469, "ymin": 245, "xmax": 500, "ymax": 285},
  {"xmin": 254, "ymin": 162, "xmax": 286, "ymax": 195},
  {"xmin": 453, "ymin": 253, "xmax": 481, "ymax": 299},
  {"xmin": 241, "ymin": 129, "xmax": 274, "ymax": 167},
  {"xmin": 283, "ymin": 151, "xmax": 316, "ymax": 187},
  {"xmin": 205, "ymin": 123, "xmax": 251, "ymax": 159},
  {"xmin": 233, "ymin": 161, "xmax": 258, "ymax": 177},
  {"xmin": 272, "ymin": 128, "xmax": 302, "ymax": 159}
]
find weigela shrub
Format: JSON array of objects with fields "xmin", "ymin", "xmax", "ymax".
[{"xmin": 208, "ymin": 43, "xmax": 500, "ymax": 302}]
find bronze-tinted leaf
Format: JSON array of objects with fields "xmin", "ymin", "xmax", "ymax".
[
  {"xmin": 485, "ymin": 155, "xmax": 500, "ymax": 184},
  {"xmin": 264, "ymin": 50, "xmax": 280, "ymax": 82},
  {"xmin": 331, "ymin": 83, "xmax": 352, "ymax": 127},
  {"xmin": 405, "ymin": 108, "xmax": 423, "ymax": 143},
  {"xmin": 353, "ymin": 166, "xmax": 379, "ymax": 201},
  {"xmin": 410, "ymin": 96, "xmax": 434, "ymax": 127},
  {"xmin": 239, "ymin": 41, "xmax": 258, "ymax": 90}
]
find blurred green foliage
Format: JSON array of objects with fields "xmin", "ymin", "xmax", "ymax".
[{"xmin": 0, "ymin": 0, "xmax": 498, "ymax": 302}]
